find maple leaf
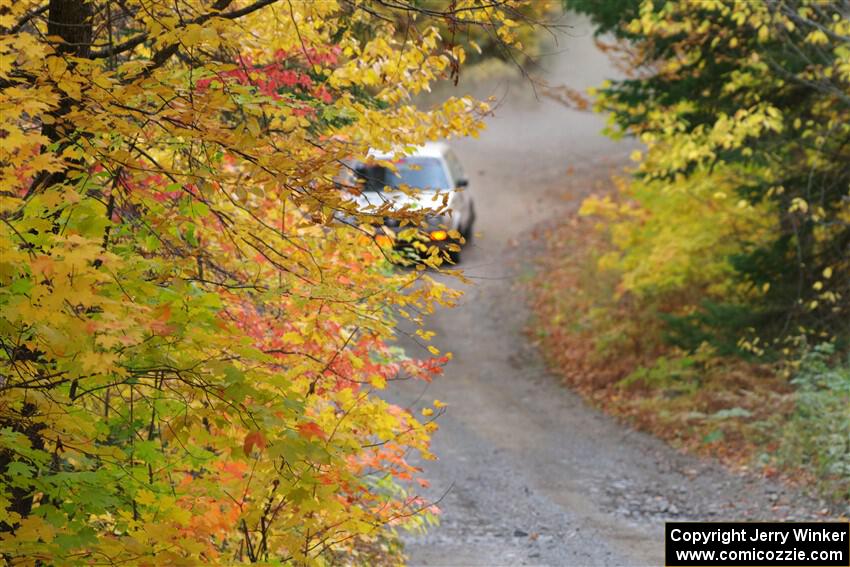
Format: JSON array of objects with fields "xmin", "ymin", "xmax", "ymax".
[
  {"xmin": 297, "ymin": 422, "xmax": 326, "ymax": 441},
  {"xmin": 242, "ymin": 431, "xmax": 267, "ymax": 456}
]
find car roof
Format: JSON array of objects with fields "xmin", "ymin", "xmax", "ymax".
[{"xmin": 368, "ymin": 142, "xmax": 450, "ymax": 160}]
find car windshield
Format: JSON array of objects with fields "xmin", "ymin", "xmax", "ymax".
[{"xmin": 353, "ymin": 157, "xmax": 449, "ymax": 192}]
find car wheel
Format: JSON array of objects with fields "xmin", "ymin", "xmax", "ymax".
[{"xmin": 447, "ymin": 247, "xmax": 461, "ymax": 265}]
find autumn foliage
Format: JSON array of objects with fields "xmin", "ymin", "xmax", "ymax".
[
  {"xmin": 538, "ymin": 0, "xmax": 849, "ymax": 502},
  {"xmin": 576, "ymin": 0, "xmax": 850, "ymax": 351},
  {"xmin": 0, "ymin": 0, "xmax": 529, "ymax": 563}
]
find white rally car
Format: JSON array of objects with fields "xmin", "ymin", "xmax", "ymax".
[{"xmin": 338, "ymin": 142, "xmax": 476, "ymax": 262}]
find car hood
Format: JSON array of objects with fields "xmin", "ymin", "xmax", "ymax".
[{"xmin": 349, "ymin": 189, "xmax": 448, "ymax": 213}]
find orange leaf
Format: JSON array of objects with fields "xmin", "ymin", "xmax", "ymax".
[
  {"xmin": 242, "ymin": 430, "xmax": 266, "ymax": 456},
  {"xmin": 297, "ymin": 421, "xmax": 326, "ymax": 440}
]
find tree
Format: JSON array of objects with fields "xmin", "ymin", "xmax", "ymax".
[
  {"xmin": 569, "ymin": 0, "xmax": 850, "ymax": 353},
  {"xmin": 0, "ymin": 0, "xmax": 528, "ymax": 562}
]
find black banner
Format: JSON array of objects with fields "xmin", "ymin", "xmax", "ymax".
[{"xmin": 666, "ymin": 522, "xmax": 849, "ymax": 566}]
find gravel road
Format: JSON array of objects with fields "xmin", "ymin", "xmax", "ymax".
[{"xmin": 391, "ymin": 14, "xmax": 832, "ymax": 567}]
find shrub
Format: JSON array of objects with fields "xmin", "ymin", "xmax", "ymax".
[{"xmin": 776, "ymin": 344, "xmax": 850, "ymax": 501}]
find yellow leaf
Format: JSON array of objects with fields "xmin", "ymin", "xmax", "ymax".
[{"xmin": 282, "ymin": 331, "xmax": 304, "ymax": 345}]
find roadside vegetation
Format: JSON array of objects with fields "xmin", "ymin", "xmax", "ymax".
[{"xmin": 532, "ymin": 0, "xmax": 850, "ymax": 506}]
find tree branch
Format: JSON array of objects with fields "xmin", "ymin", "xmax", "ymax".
[{"xmin": 89, "ymin": 0, "xmax": 279, "ymax": 60}]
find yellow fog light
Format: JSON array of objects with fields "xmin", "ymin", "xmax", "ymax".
[{"xmin": 430, "ymin": 230, "xmax": 448, "ymax": 241}]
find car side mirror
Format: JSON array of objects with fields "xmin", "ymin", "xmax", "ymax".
[{"xmin": 456, "ymin": 178, "xmax": 469, "ymax": 188}]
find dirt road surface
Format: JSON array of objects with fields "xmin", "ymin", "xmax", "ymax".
[{"xmin": 392, "ymin": 14, "xmax": 829, "ymax": 567}]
